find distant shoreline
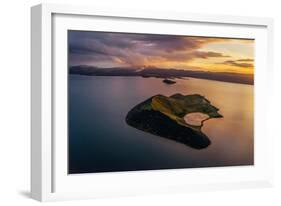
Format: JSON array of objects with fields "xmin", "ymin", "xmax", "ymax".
[
  {"xmin": 70, "ymin": 73, "xmax": 254, "ymax": 85},
  {"xmin": 69, "ymin": 66, "xmax": 254, "ymax": 85}
]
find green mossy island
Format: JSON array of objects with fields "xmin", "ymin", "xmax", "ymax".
[{"xmin": 126, "ymin": 94, "xmax": 223, "ymax": 149}]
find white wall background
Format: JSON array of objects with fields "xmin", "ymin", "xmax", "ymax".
[{"xmin": 0, "ymin": 0, "xmax": 280, "ymax": 205}]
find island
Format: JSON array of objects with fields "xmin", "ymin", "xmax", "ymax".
[
  {"xmin": 163, "ymin": 79, "xmax": 176, "ymax": 84},
  {"xmin": 126, "ymin": 93, "xmax": 223, "ymax": 149}
]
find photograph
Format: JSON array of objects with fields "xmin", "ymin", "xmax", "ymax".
[{"xmin": 68, "ymin": 30, "xmax": 254, "ymax": 174}]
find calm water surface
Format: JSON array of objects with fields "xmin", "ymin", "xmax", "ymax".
[{"xmin": 68, "ymin": 75, "xmax": 254, "ymax": 174}]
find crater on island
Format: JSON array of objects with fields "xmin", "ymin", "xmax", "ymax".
[
  {"xmin": 184, "ymin": 112, "xmax": 210, "ymax": 126},
  {"xmin": 125, "ymin": 93, "xmax": 223, "ymax": 149}
]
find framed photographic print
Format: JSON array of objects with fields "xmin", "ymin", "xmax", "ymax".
[{"xmin": 31, "ymin": 3, "xmax": 274, "ymax": 201}]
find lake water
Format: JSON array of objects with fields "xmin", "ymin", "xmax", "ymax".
[{"xmin": 68, "ymin": 75, "xmax": 254, "ymax": 174}]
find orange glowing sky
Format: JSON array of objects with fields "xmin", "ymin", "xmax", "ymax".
[{"xmin": 69, "ymin": 31, "xmax": 254, "ymax": 75}]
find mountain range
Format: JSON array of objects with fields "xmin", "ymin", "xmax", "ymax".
[{"xmin": 69, "ymin": 65, "xmax": 254, "ymax": 85}]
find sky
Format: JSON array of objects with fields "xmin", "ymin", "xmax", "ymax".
[{"xmin": 68, "ymin": 30, "xmax": 254, "ymax": 74}]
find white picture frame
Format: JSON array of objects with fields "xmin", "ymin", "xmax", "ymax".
[{"xmin": 31, "ymin": 3, "xmax": 274, "ymax": 202}]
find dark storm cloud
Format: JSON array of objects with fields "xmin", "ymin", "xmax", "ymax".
[{"xmin": 68, "ymin": 31, "xmax": 229, "ymax": 67}]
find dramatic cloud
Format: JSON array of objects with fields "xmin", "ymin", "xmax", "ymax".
[
  {"xmin": 68, "ymin": 31, "xmax": 230, "ymax": 67},
  {"xmin": 218, "ymin": 60, "xmax": 254, "ymax": 68},
  {"xmin": 236, "ymin": 58, "xmax": 254, "ymax": 62}
]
